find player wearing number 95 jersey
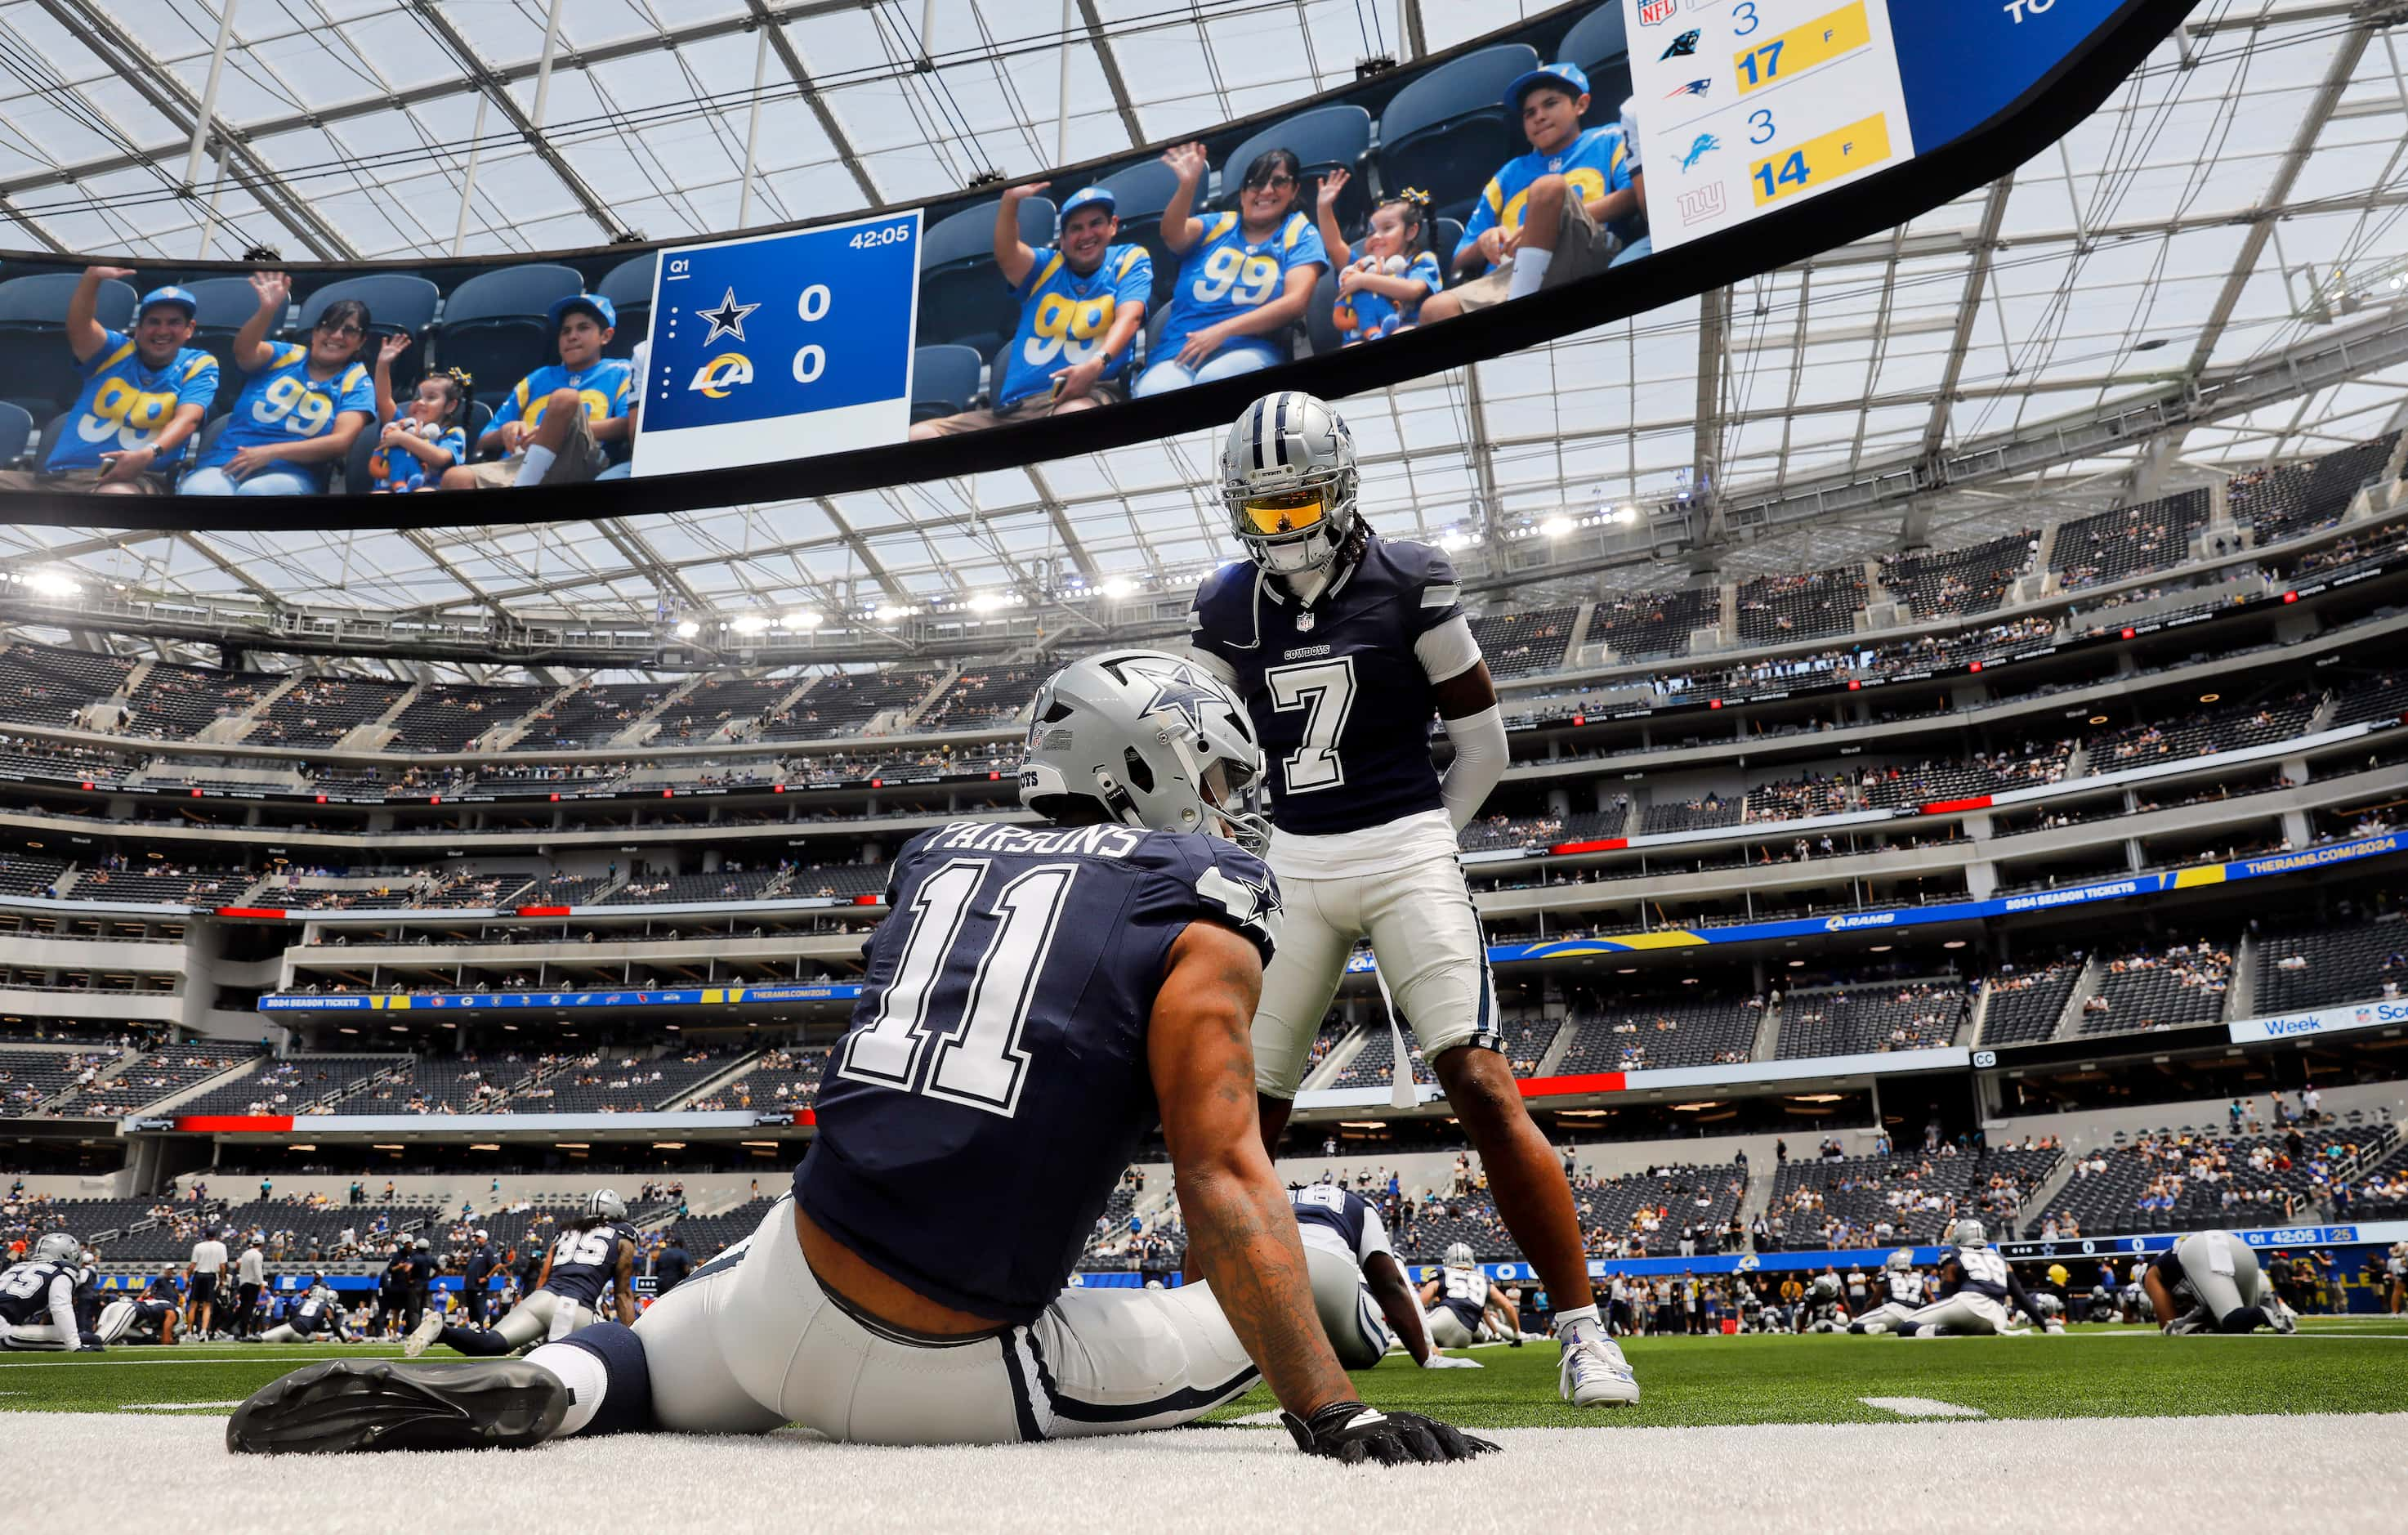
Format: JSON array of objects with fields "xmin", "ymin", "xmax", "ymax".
[
  {"xmin": 232, "ymin": 651, "xmax": 1491, "ymax": 1469},
  {"xmin": 1186, "ymin": 391, "xmax": 1637, "ymax": 1410},
  {"xmin": 404, "ymin": 1189, "xmax": 637, "ymax": 1358}
]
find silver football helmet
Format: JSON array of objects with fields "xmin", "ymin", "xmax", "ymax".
[
  {"xmin": 586, "ymin": 1188, "xmax": 628, "ymax": 1222},
  {"xmin": 1811, "ymin": 1272, "xmax": 1842, "ymax": 1300},
  {"xmin": 1886, "ymin": 1248, "xmax": 1913, "ymax": 1273},
  {"xmin": 1950, "ymin": 1217, "xmax": 1988, "ymax": 1249},
  {"xmin": 1443, "ymin": 1241, "xmax": 1477, "ymax": 1271},
  {"xmin": 31, "ymin": 1231, "xmax": 82, "ymax": 1267},
  {"xmin": 1019, "ymin": 651, "xmax": 1271, "ymax": 853},
  {"xmin": 1220, "ymin": 391, "xmax": 1360, "ymax": 577}
]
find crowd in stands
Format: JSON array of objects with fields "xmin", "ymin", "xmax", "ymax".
[{"xmin": 2080, "ymin": 938, "xmax": 2233, "ymax": 1036}]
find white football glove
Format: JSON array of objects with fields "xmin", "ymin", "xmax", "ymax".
[{"xmin": 1421, "ymin": 1353, "xmax": 1483, "ymax": 1369}]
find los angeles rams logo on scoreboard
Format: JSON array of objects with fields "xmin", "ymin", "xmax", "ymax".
[{"xmin": 688, "ymin": 353, "xmax": 753, "ymax": 400}]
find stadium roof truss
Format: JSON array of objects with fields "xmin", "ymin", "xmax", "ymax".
[{"xmin": 1, "ymin": 0, "xmax": 2406, "ymax": 673}]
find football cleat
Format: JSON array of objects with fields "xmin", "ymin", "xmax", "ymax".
[
  {"xmin": 2266, "ymin": 1298, "xmax": 2299, "ymax": 1335},
  {"xmin": 226, "ymin": 1359, "xmax": 566, "ymax": 1455},
  {"xmin": 1559, "ymin": 1335, "xmax": 1639, "ymax": 1407},
  {"xmin": 2165, "ymin": 1306, "xmax": 2210, "ymax": 1336},
  {"xmin": 403, "ymin": 1307, "xmax": 445, "ymax": 1359}
]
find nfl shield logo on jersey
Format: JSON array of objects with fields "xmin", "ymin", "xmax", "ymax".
[
  {"xmin": 1295, "ymin": 611, "xmax": 1315, "ymax": 632},
  {"xmin": 1639, "ymin": 0, "xmax": 1676, "ymax": 24}
]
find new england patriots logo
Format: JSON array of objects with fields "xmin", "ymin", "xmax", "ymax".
[
  {"xmin": 1680, "ymin": 133, "xmax": 1720, "ymax": 171},
  {"xmin": 1665, "ymin": 78, "xmax": 1710, "ymax": 100},
  {"xmin": 1142, "ymin": 665, "xmax": 1220, "ymax": 736},
  {"xmin": 1659, "ymin": 29, "xmax": 1700, "ymax": 59}
]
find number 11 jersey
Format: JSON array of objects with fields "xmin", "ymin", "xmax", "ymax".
[
  {"xmin": 797, "ymin": 821, "xmax": 1279, "ymax": 1325},
  {"xmin": 1188, "ymin": 534, "xmax": 1464, "ymax": 838}
]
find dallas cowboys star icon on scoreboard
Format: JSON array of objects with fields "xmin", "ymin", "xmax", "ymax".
[{"xmin": 698, "ymin": 287, "xmax": 760, "ymax": 344}]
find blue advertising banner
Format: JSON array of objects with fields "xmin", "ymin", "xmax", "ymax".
[{"xmin": 635, "ymin": 209, "xmax": 922, "ymax": 477}]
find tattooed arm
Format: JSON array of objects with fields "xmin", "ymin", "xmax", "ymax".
[{"xmin": 1150, "ymin": 920, "xmax": 1355, "ymax": 1418}]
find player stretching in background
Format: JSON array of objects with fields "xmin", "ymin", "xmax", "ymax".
[
  {"xmin": 1186, "ymin": 391, "xmax": 1637, "ymax": 1407},
  {"xmin": 404, "ymin": 1190, "xmax": 637, "ymax": 1356}
]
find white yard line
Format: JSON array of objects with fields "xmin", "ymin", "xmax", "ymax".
[
  {"xmin": 1859, "ymin": 1396, "xmax": 1986, "ymax": 1418},
  {"xmin": 121, "ymin": 1399, "xmax": 248, "ymax": 1411}
]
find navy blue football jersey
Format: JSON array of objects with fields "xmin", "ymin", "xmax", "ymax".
[
  {"xmin": 797, "ymin": 819, "xmax": 1280, "ymax": 1325},
  {"xmin": 292, "ymin": 1294, "xmax": 334, "ymax": 1333},
  {"xmin": 1189, "ymin": 535, "xmax": 1465, "ymax": 836},
  {"xmin": 1290, "ymin": 1182, "xmax": 1384, "ymax": 1261},
  {"xmin": 542, "ymin": 1220, "xmax": 637, "ymax": 1308},
  {"xmin": 1946, "ymin": 1246, "xmax": 2013, "ymax": 1300},
  {"xmin": 1432, "ymin": 1265, "xmax": 1490, "ymax": 1331},
  {"xmin": 0, "ymin": 1260, "xmax": 79, "ymax": 1325}
]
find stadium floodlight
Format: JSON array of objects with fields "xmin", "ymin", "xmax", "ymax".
[
  {"xmin": 789, "ymin": 611, "xmax": 823, "ymax": 629},
  {"xmin": 730, "ymin": 614, "xmax": 771, "ymax": 635},
  {"xmin": 25, "ymin": 569, "xmax": 79, "ymax": 597},
  {"xmin": 873, "ymin": 605, "xmax": 914, "ymax": 623},
  {"xmin": 966, "ymin": 592, "xmax": 1008, "ymax": 614},
  {"xmin": 673, "ymin": 620, "xmax": 700, "ymax": 638},
  {"xmin": 1098, "ymin": 578, "xmax": 1133, "ymax": 600},
  {"xmin": 1615, "ymin": 506, "xmax": 1639, "ymax": 524},
  {"xmin": 1541, "ymin": 516, "xmax": 1574, "ymax": 538}
]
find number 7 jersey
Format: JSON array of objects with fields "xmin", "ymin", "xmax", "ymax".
[
  {"xmin": 1188, "ymin": 534, "xmax": 1465, "ymax": 836},
  {"xmin": 797, "ymin": 820, "xmax": 1280, "ymax": 1325}
]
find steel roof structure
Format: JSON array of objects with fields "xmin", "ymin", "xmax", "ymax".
[{"xmin": 1, "ymin": 0, "xmax": 2406, "ymax": 672}]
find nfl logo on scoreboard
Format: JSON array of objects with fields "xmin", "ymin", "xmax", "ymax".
[
  {"xmin": 1639, "ymin": 0, "xmax": 1677, "ymax": 24},
  {"xmin": 1678, "ymin": 184, "xmax": 1727, "ymax": 225}
]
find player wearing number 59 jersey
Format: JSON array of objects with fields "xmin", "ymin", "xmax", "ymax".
[
  {"xmin": 405, "ymin": 1188, "xmax": 637, "ymax": 1358},
  {"xmin": 235, "ymin": 651, "xmax": 1490, "ymax": 1469},
  {"xmin": 1187, "ymin": 391, "xmax": 1636, "ymax": 1408}
]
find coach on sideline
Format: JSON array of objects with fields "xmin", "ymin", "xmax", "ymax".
[{"xmin": 909, "ymin": 182, "xmax": 1152, "ymax": 438}]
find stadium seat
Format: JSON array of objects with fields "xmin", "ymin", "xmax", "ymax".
[
  {"xmin": 597, "ymin": 253, "xmax": 659, "ymax": 356},
  {"xmin": 430, "ymin": 263, "xmax": 583, "ymax": 404},
  {"xmin": 0, "ymin": 271, "xmax": 139, "ymax": 411},
  {"xmin": 1221, "ymin": 105, "xmax": 1373, "ymax": 232},
  {"xmin": 911, "ymin": 344, "xmax": 985, "ymax": 423},
  {"xmin": 29, "ymin": 410, "xmax": 67, "ymax": 471},
  {"xmin": 1374, "ymin": 43, "xmax": 1541, "ymax": 225},
  {"xmin": 1303, "ymin": 266, "xmax": 1342, "ymax": 358},
  {"xmin": 0, "ymin": 401, "xmax": 31, "ymax": 468},
  {"xmin": 1092, "ymin": 158, "xmax": 1183, "ymax": 312},
  {"xmin": 1557, "ymin": 2, "xmax": 1631, "ymax": 121},
  {"xmin": 917, "ymin": 195, "xmax": 1057, "ymax": 357},
  {"xmin": 1430, "ymin": 216, "xmax": 1465, "ymax": 280},
  {"xmin": 179, "ymin": 276, "xmax": 271, "ymax": 416}
]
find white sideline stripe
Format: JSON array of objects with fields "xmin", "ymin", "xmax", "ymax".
[
  {"xmin": 1861, "ymin": 1396, "xmax": 1986, "ymax": 1418},
  {"xmin": 120, "ymin": 1399, "xmax": 247, "ymax": 1411},
  {"xmin": 0, "ymin": 1353, "xmax": 396, "ymax": 1368},
  {"xmin": 1223, "ymin": 1410, "xmax": 1284, "ymax": 1426}
]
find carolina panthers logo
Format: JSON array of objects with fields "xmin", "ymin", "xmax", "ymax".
[
  {"xmin": 1659, "ymin": 28, "xmax": 1700, "ymax": 59},
  {"xmin": 1681, "ymin": 133, "xmax": 1720, "ymax": 171}
]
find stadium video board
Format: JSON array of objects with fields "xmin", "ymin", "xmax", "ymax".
[{"xmin": 0, "ymin": 0, "xmax": 2187, "ymax": 529}]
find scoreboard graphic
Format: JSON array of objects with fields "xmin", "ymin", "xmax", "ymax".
[
  {"xmin": 1628, "ymin": 0, "xmax": 2128, "ymax": 251},
  {"xmin": 633, "ymin": 209, "xmax": 923, "ymax": 477}
]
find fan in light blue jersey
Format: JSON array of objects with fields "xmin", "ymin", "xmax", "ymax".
[{"xmin": 1133, "ymin": 143, "xmax": 1329, "ymax": 397}]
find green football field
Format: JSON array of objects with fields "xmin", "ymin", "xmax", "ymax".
[{"xmin": 4, "ymin": 1315, "xmax": 2400, "ymax": 1427}]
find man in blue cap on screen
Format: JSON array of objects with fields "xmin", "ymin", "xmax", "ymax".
[
  {"xmin": 0, "ymin": 267, "xmax": 218, "ymax": 495},
  {"xmin": 443, "ymin": 292, "xmax": 633, "ymax": 490},
  {"xmin": 1418, "ymin": 60, "xmax": 1638, "ymax": 323},
  {"xmin": 911, "ymin": 182, "xmax": 1152, "ymax": 437}
]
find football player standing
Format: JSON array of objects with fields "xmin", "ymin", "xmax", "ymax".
[
  {"xmin": 1186, "ymin": 391, "xmax": 1636, "ymax": 1407},
  {"xmin": 229, "ymin": 654, "xmax": 1493, "ymax": 1467}
]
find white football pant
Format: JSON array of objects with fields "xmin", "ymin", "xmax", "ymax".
[
  {"xmin": 628, "ymin": 1198, "xmax": 1258, "ymax": 1443},
  {"xmin": 1253, "ymin": 854, "xmax": 1499, "ymax": 1099},
  {"xmin": 2169, "ymin": 1231, "xmax": 2270, "ymax": 1325},
  {"xmin": 1424, "ymin": 1305, "xmax": 1480, "ymax": 1350},
  {"xmin": 1851, "ymin": 1301, "xmax": 1918, "ymax": 1334},
  {"xmin": 1302, "ymin": 1242, "xmax": 1392, "ymax": 1370},
  {"xmin": 481, "ymin": 1289, "xmax": 599, "ymax": 1348},
  {"xmin": 1898, "ymin": 1291, "xmax": 2011, "ymax": 1336}
]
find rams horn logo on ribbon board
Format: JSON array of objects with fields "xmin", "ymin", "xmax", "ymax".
[{"xmin": 688, "ymin": 353, "xmax": 754, "ymax": 399}]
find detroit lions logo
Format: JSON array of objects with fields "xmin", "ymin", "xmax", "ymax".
[{"xmin": 1680, "ymin": 133, "xmax": 1720, "ymax": 171}]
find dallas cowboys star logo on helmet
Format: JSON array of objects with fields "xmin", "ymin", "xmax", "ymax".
[
  {"xmin": 1141, "ymin": 664, "xmax": 1219, "ymax": 736},
  {"xmin": 698, "ymin": 287, "xmax": 760, "ymax": 345}
]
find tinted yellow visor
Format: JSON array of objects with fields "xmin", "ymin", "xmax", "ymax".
[{"xmin": 1238, "ymin": 490, "xmax": 1325, "ymax": 536}]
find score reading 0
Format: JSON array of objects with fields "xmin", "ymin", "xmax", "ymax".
[{"xmin": 633, "ymin": 209, "xmax": 923, "ymax": 478}]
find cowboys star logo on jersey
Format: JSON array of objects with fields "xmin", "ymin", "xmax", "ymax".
[{"xmin": 698, "ymin": 288, "xmax": 761, "ymax": 344}]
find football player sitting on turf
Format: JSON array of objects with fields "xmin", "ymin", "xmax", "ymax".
[
  {"xmin": 98, "ymin": 1272, "xmax": 183, "ymax": 1345},
  {"xmin": 1187, "ymin": 391, "xmax": 1637, "ymax": 1408},
  {"xmin": 1416, "ymin": 61, "xmax": 1635, "ymax": 324},
  {"xmin": 2145, "ymin": 1229, "xmax": 2300, "ymax": 1335},
  {"xmin": 252, "ymin": 1278, "xmax": 354, "ymax": 1344},
  {"xmin": 1419, "ymin": 1242, "xmax": 1521, "ymax": 1350},
  {"xmin": 404, "ymin": 1189, "xmax": 637, "ymax": 1358},
  {"xmin": 1888, "ymin": 1219, "xmax": 2047, "ymax": 1337},
  {"xmin": 0, "ymin": 1232, "xmax": 118, "ymax": 1351},
  {"xmin": 1290, "ymin": 1180, "xmax": 1477, "ymax": 1370},
  {"xmin": 1847, "ymin": 1250, "xmax": 1928, "ymax": 1335},
  {"xmin": 1802, "ymin": 1272, "xmax": 1850, "ymax": 1333},
  {"xmin": 230, "ymin": 652, "xmax": 1492, "ymax": 1467},
  {"xmin": 911, "ymin": 183, "xmax": 1151, "ymax": 437}
]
